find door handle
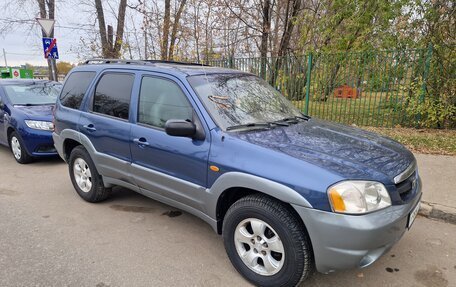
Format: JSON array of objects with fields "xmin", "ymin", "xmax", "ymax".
[
  {"xmin": 133, "ymin": 137, "xmax": 150, "ymax": 147},
  {"xmin": 83, "ymin": 124, "xmax": 96, "ymax": 132}
]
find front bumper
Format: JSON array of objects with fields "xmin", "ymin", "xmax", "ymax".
[
  {"xmin": 20, "ymin": 128, "xmax": 58, "ymax": 157},
  {"xmin": 293, "ymin": 179, "xmax": 422, "ymax": 274}
]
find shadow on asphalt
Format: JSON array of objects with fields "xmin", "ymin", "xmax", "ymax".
[{"xmin": 0, "ymin": 144, "xmax": 64, "ymax": 166}]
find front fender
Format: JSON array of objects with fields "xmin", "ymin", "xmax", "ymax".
[{"xmin": 206, "ymin": 171, "xmax": 312, "ymax": 219}]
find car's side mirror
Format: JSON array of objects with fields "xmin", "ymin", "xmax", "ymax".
[
  {"xmin": 0, "ymin": 101, "xmax": 4, "ymax": 110},
  {"xmin": 165, "ymin": 119, "xmax": 197, "ymax": 138}
]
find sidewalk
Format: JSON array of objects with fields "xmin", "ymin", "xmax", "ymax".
[{"xmin": 415, "ymin": 153, "xmax": 456, "ymax": 224}]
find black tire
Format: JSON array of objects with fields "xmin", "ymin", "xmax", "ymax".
[
  {"xmin": 9, "ymin": 131, "xmax": 33, "ymax": 164},
  {"xmin": 68, "ymin": 146, "xmax": 110, "ymax": 202},
  {"xmin": 223, "ymin": 194, "xmax": 313, "ymax": 287}
]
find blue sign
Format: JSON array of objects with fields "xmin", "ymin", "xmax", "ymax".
[{"xmin": 42, "ymin": 37, "xmax": 59, "ymax": 59}]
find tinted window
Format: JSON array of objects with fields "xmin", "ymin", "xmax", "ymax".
[
  {"xmin": 60, "ymin": 72, "xmax": 95, "ymax": 109},
  {"xmin": 138, "ymin": 77, "xmax": 193, "ymax": 128},
  {"xmin": 93, "ymin": 73, "xmax": 134, "ymax": 120}
]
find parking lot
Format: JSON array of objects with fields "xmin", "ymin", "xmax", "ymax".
[{"xmin": 0, "ymin": 146, "xmax": 455, "ymax": 287}]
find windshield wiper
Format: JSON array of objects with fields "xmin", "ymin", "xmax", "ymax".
[
  {"xmin": 268, "ymin": 120, "xmax": 290, "ymax": 126},
  {"xmin": 279, "ymin": 115, "xmax": 311, "ymax": 123},
  {"xmin": 16, "ymin": 103, "xmax": 54, "ymax": 106},
  {"xmin": 226, "ymin": 122, "xmax": 272, "ymax": 131},
  {"xmin": 226, "ymin": 116, "xmax": 310, "ymax": 131}
]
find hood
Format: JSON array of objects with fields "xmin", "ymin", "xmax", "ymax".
[
  {"xmin": 14, "ymin": 105, "xmax": 54, "ymax": 121},
  {"xmin": 233, "ymin": 119, "xmax": 415, "ymax": 183}
]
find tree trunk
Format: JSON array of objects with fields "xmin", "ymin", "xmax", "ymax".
[
  {"xmin": 272, "ymin": 2, "xmax": 281, "ymax": 57},
  {"xmin": 37, "ymin": 0, "xmax": 46, "ymax": 18},
  {"xmin": 113, "ymin": 0, "xmax": 127, "ymax": 57},
  {"xmin": 192, "ymin": 2, "xmax": 201, "ymax": 63},
  {"xmin": 272, "ymin": 0, "xmax": 301, "ymax": 84},
  {"xmin": 260, "ymin": 0, "xmax": 271, "ymax": 78},
  {"xmin": 161, "ymin": 0, "xmax": 171, "ymax": 60},
  {"xmin": 168, "ymin": 0, "xmax": 187, "ymax": 60},
  {"xmin": 204, "ymin": 2, "xmax": 212, "ymax": 63},
  {"xmin": 107, "ymin": 25, "xmax": 114, "ymax": 55},
  {"xmin": 94, "ymin": 0, "xmax": 109, "ymax": 57},
  {"xmin": 277, "ymin": 0, "xmax": 300, "ymax": 58}
]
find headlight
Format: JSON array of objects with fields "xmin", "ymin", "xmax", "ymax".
[
  {"xmin": 328, "ymin": 181, "xmax": 391, "ymax": 214},
  {"xmin": 24, "ymin": 120, "xmax": 54, "ymax": 131}
]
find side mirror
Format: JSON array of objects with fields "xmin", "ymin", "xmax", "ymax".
[
  {"xmin": 0, "ymin": 101, "xmax": 4, "ymax": 110},
  {"xmin": 165, "ymin": 119, "xmax": 196, "ymax": 138}
]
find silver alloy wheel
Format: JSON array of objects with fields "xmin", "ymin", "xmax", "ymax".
[
  {"xmin": 73, "ymin": 158, "xmax": 92, "ymax": 193},
  {"xmin": 11, "ymin": 136, "xmax": 21, "ymax": 160},
  {"xmin": 234, "ymin": 218, "xmax": 285, "ymax": 276}
]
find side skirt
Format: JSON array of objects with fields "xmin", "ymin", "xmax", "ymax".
[{"xmin": 102, "ymin": 175, "xmax": 219, "ymax": 233}]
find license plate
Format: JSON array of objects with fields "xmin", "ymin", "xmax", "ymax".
[{"xmin": 408, "ymin": 202, "xmax": 420, "ymax": 229}]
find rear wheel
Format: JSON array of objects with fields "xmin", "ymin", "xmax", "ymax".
[
  {"xmin": 69, "ymin": 146, "xmax": 110, "ymax": 202},
  {"xmin": 223, "ymin": 194, "xmax": 313, "ymax": 287},
  {"xmin": 9, "ymin": 132, "xmax": 32, "ymax": 164}
]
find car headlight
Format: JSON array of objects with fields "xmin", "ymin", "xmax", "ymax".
[
  {"xmin": 24, "ymin": 120, "xmax": 54, "ymax": 131},
  {"xmin": 328, "ymin": 181, "xmax": 391, "ymax": 214}
]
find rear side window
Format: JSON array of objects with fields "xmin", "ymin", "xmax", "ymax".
[
  {"xmin": 60, "ymin": 72, "xmax": 96, "ymax": 109},
  {"xmin": 93, "ymin": 73, "xmax": 134, "ymax": 120},
  {"xmin": 138, "ymin": 76, "xmax": 193, "ymax": 128}
]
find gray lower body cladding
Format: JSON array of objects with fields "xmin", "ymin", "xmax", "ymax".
[{"xmin": 292, "ymin": 181, "xmax": 422, "ymax": 274}]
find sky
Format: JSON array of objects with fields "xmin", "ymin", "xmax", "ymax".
[
  {"xmin": 0, "ymin": 0, "xmax": 114, "ymax": 67},
  {"xmin": 1, "ymin": 25, "xmax": 81, "ymax": 67}
]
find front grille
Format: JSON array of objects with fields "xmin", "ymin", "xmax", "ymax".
[{"xmin": 395, "ymin": 171, "xmax": 417, "ymax": 201}]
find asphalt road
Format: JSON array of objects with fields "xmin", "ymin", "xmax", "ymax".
[{"xmin": 0, "ymin": 146, "xmax": 455, "ymax": 287}]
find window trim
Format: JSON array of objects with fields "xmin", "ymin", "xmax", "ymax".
[
  {"xmin": 136, "ymin": 75, "xmax": 195, "ymax": 130},
  {"xmin": 59, "ymin": 71, "xmax": 96, "ymax": 110},
  {"xmin": 90, "ymin": 71, "xmax": 135, "ymax": 121}
]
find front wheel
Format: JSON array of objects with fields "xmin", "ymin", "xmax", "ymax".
[
  {"xmin": 9, "ymin": 132, "xmax": 32, "ymax": 164},
  {"xmin": 223, "ymin": 194, "xmax": 313, "ymax": 287}
]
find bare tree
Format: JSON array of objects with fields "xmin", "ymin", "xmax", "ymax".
[
  {"xmin": 276, "ymin": 0, "xmax": 301, "ymax": 57},
  {"xmin": 160, "ymin": 0, "xmax": 171, "ymax": 59},
  {"xmin": 260, "ymin": 0, "xmax": 271, "ymax": 77},
  {"xmin": 95, "ymin": 0, "xmax": 127, "ymax": 58},
  {"xmin": 168, "ymin": 0, "xmax": 187, "ymax": 60}
]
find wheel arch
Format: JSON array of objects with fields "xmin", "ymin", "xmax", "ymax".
[
  {"xmin": 63, "ymin": 138, "xmax": 82, "ymax": 162},
  {"xmin": 58, "ymin": 129, "xmax": 97, "ymax": 162},
  {"xmin": 6, "ymin": 126, "xmax": 15, "ymax": 142},
  {"xmin": 210, "ymin": 172, "xmax": 313, "ymax": 234}
]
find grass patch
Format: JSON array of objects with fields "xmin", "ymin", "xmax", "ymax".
[{"xmin": 363, "ymin": 127, "xmax": 456, "ymax": 156}]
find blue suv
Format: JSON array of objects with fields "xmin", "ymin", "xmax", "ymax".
[
  {"xmin": 0, "ymin": 79, "xmax": 61, "ymax": 163},
  {"xmin": 53, "ymin": 59, "xmax": 422, "ymax": 287}
]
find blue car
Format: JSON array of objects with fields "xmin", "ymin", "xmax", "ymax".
[
  {"xmin": 53, "ymin": 60, "xmax": 421, "ymax": 287},
  {"xmin": 0, "ymin": 79, "xmax": 61, "ymax": 163}
]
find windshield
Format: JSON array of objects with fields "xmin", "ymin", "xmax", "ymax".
[
  {"xmin": 188, "ymin": 74, "xmax": 304, "ymax": 131},
  {"xmin": 3, "ymin": 82, "xmax": 61, "ymax": 105}
]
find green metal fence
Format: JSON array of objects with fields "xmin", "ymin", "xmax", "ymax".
[{"xmin": 208, "ymin": 47, "xmax": 433, "ymax": 128}]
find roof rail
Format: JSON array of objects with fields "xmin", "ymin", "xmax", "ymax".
[
  {"xmin": 84, "ymin": 59, "xmax": 149, "ymax": 65},
  {"xmin": 84, "ymin": 58, "xmax": 210, "ymax": 67},
  {"xmin": 143, "ymin": 60, "xmax": 210, "ymax": 66}
]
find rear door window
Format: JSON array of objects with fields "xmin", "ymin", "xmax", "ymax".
[
  {"xmin": 92, "ymin": 73, "xmax": 134, "ymax": 120},
  {"xmin": 60, "ymin": 72, "xmax": 96, "ymax": 109}
]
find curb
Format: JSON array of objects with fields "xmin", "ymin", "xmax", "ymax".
[{"xmin": 419, "ymin": 201, "xmax": 456, "ymax": 225}]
